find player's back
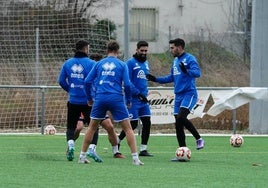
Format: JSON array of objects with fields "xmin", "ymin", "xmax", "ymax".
[
  {"xmin": 94, "ymin": 56, "xmax": 127, "ymax": 96},
  {"xmin": 59, "ymin": 56, "xmax": 95, "ymax": 104}
]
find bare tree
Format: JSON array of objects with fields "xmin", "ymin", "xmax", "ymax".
[
  {"xmin": 45, "ymin": 0, "xmax": 119, "ymax": 19},
  {"xmin": 225, "ymin": 0, "xmax": 252, "ymax": 62}
]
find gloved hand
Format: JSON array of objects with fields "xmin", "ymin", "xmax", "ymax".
[
  {"xmin": 138, "ymin": 94, "xmax": 149, "ymax": 103},
  {"xmin": 146, "ymin": 74, "xmax": 156, "ymax": 82},
  {"xmin": 179, "ymin": 62, "xmax": 187, "ymax": 73}
]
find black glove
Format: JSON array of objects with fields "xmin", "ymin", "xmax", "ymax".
[
  {"xmin": 179, "ymin": 62, "xmax": 187, "ymax": 73},
  {"xmin": 138, "ymin": 94, "xmax": 149, "ymax": 103},
  {"xmin": 146, "ymin": 74, "xmax": 156, "ymax": 82}
]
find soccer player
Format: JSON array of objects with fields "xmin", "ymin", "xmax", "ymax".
[
  {"xmin": 88, "ymin": 52, "xmax": 125, "ymax": 159},
  {"xmin": 146, "ymin": 38, "xmax": 205, "ymax": 161},
  {"xmin": 58, "ymin": 40, "xmax": 122, "ymax": 162},
  {"xmin": 117, "ymin": 41, "xmax": 153, "ymax": 157},
  {"xmin": 79, "ymin": 40, "xmax": 144, "ymax": 165}
]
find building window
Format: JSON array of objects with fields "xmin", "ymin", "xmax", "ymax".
[{"xmin": 130, "ymin": 7, "xmax": 158, "ymax": 41}]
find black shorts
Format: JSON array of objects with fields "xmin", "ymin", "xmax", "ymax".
[{"xmin": 67, "ymin": 102, "xmax": 92, "ymax": 128}]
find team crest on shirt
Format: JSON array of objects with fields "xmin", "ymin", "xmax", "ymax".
[
  {"xmin": 173, "ymin": 66, "xmax": 179, "ymax": 75},
  {"xmin": 137, "ymin": 70, "xmax": 146, "ymax": 79},
  {"xmin": 173, "ymin": 59, "xmax": 179, "ymax": 75}
]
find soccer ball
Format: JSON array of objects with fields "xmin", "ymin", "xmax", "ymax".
[
  {"xmin": 175, "ymin": 147, "xmax": 191, "ymax": 161},
  {"xmin": 44, "ymin": 125, "xmax": 56, "ymax": 135},
  {"xmin": 230, "ymin": 134, "xmax": 244, "ymax": 147}
]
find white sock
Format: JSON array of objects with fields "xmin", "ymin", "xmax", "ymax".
[
  {"xmin": 131, "ymin": 153, "xmax": 139, "ymax": 160},
  {"xmin": 140, "ymin": 144, "xmax": 147, "ymax": 152},
  {"xmin": 112, "ymin": 145, "xmax": 119, "ymax": 154},
  {"xmin": 79, "ymin": 152, "xmax": 86, "ymax": 158},
  {"xmin": 89, "ymin": 144, "xmax": 96, "ymax": 152},
  {"xmin": 67, "ymin": 139, "xmax": 75, "ymax": 148}
]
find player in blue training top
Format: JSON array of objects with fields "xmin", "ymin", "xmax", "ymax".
[
  {"xmin": 58, "ymin": 40, "xmax": 120, "ymax": 162},
  {"xmin": 117, "ymin": 41, "xmax": 153, "ymax": 157},
  {"xmin": 146, "ymin": 38, "xmax": 205, "ymax": 161},
  {"xmin": 79, "ymin": 40, "xmax": 144, "ymax": 165}
]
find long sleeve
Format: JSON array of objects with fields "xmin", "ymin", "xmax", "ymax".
[
  {"xmin": 156, "ymin": 68, "xmax": 174, "ymax": 84},
  {"xmin": 84, "ymin": 65, "xmax": 97, "ymax": 101},
  {"xmin": 122, "ymin": 64, "xmax": 132, "ymax": 103},
  {"xmin": 186, "ymin": 59, "xmax": 201, "ymax": 78},
  {"xmin": 127, "ymin": 60, "xmax": 140, "ymax": 96},
  {"xmin": 58, "ymin": 65, "xmax": 69, "ymax": 92}
]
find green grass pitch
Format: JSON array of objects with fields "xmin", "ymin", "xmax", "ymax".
[{"xmin": 0, "ymin": 134, "xmax": 267, "ymax": 188}]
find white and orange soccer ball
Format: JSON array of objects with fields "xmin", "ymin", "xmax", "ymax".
[
  {"xmin": 44, "ymin": 125, "xmax": 56, "ymax": 135},
  {"xmin": 230, "ymin": 134, "xmax": 244, "ymax": 147},
  {"xmin": 175, "ymin": 147, "xmax": 191, "ymax": 161}
]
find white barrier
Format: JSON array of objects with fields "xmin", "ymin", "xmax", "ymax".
[{"xmin": 148, "ymin": 87, "xmax": 268, "ymax": 124}]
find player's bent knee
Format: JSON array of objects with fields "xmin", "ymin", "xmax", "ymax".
[
  {"xmin": 102, "ymin": 123, "xmax": 114, "ymax": 132},
  {"xmin": 124, "ymin": 128, "xmax": 135, "ymax": 136}
]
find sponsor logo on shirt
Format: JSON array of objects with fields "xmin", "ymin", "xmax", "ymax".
[
  {"xmin": 70, "ymin": 83, "xmax": 84, "ymax": 88},
  {"xmin": 102, "ymin": 62, "xmax": 116, "ymax": 76},
  {"xmin": 133, "ymin": 63, "xmax": 140, "ymax": 70},
  {"xmin": 71, "ymin": 64, "xmax": 84, "ymax": 78}
]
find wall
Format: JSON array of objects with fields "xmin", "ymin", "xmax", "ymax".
[
  {"xmin": 95, "ymin": 0, "xmax": 232, "ymax": 55},
  {"xmin": 249, "ymin": 0, "xmax": 268, "ymax": 134}
]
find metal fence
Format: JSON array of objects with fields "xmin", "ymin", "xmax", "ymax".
[{"xmin": 0, "ymin": 85, "xmax": 243, "ymax": 134}]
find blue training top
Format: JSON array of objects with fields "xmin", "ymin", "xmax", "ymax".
[
  {"xmin": 84, "ymin": 56, "xmax": 132, "ymax": 103},
  {"xmin": 126, "ymin": 56, "xmax": 150, "ymax": 99},
  {"xmin": 58, "ymin": 52, "xmax": 95, "ymax": 104},
  {"xmin": 156, "ymin": 52, "xmax": 201, "ymax": 95}
]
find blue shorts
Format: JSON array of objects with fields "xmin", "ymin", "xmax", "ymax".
[
  {"xmin": 90, "ymin": 94, "xmax": 129, "ymax": 122},
  {"xmin": 128, "ymin": 101, "xmax": 151, "ymax": 120},
  {"xmin": 173, "ymin": 93, "xmax": 197, "ymax": 115}
]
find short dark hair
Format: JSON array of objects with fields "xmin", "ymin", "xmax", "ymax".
[
  {"xmin": 169, "ymin": 38, "xmax": 185, "ymax": 49},
  {"xmin": 107, "ymin": 40, "xmax": 119, "ymax": 53},
  {"xmin": 90, "ymin": 53, "xmax": 103, "ymax": 61},
  {"xmin": 137, "ymin": 41, "xmax": 148, "ymax": 49},
  {"xmin": 75, "ymin": 40, "xmax": 89, "ymax": 51}
]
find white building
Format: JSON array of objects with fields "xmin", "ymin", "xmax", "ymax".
[{"xmin": 95, "ymin": 0, "xmax": 240, "ymax": 56}]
